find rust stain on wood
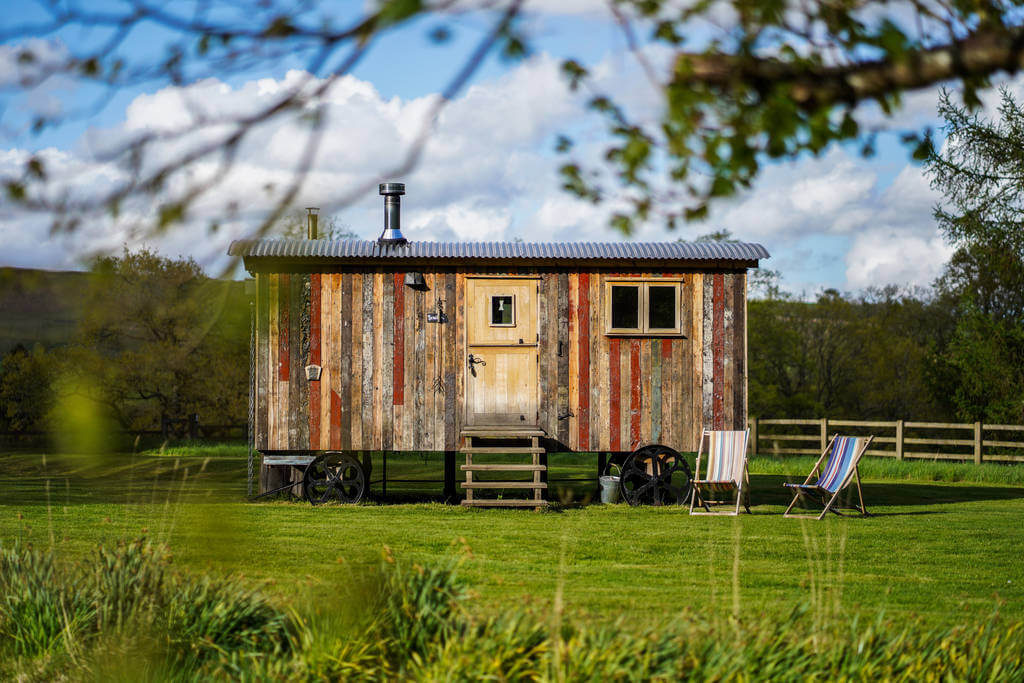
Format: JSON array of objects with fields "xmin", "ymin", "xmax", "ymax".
[
  {"xmin": 712, "ymin": 272, "xmax": 725, "ymax": 430},
  {"xmin": 309, "ymin": 272, "xmax": 321, "ymax": 449},
  {"xmin": 629, "ymin": 339, "xmax": 641, "ymax": 450},
  {"xmin": 393, "ymin": 271, "xmax": 405, "ymax": 406},
  {"xmin": 609, "ymin": 336, "xmax": 620, "ymax": 451}
]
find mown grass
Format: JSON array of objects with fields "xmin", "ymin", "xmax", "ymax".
[{"xmin": 2, "ymin": 447, "xmax": 1023, "ymax": 636}]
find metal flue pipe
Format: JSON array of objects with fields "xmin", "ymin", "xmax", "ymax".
[{"xmin": 378, "ymin": 182, "xmax": 407, "ymax": 246}]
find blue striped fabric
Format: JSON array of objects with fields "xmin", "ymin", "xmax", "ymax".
[
  {"xmin": 815, "ymin": 436, "xmax": 864, "ymax": 493},
  {"xmin": 704, "ymin": 430, "xmax": 749, "ymax": 485}
]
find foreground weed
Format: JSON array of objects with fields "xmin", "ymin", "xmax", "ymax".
[
  {"xmin": 0, "ymin": 542, "xmax": 92, "ymax": 660},
  {"xmin": 0, "ymin": 538, "xmax": 295, "ymax": 680}
]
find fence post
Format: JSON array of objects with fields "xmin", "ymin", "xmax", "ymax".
[
  {"xmin": 750, "ymin": 417, "xmax": 758, "ymax": 456},
  {"xmin": 820, "ymin": 417, "xmax": 828, "ymax": 451},
  {"xmin": 896, "ymin": 420, "xmax": 904, "ymax": 461},
  {"xmin": 974, "ymin": 422, "xmax": 983, "ymax": 465}
]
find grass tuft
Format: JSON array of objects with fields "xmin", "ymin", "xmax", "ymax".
[{"xmin": 0, "ymin": 538, "xmax": 294, "ymax": 679}]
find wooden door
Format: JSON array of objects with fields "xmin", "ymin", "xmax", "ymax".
[{"xmin": 465, "ymin": 278, "xmax": 539, "ymax": 426}]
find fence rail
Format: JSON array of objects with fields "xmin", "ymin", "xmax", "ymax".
[{"xmin": 750, "ymin": 417, "xmax": 1024, "ymax": 464}]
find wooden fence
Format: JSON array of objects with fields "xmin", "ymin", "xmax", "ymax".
[{"xmin": 750, "ymin": 418, "xmax": 1024, "ymax": 463}]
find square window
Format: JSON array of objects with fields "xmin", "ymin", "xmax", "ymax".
[
  {"xmin": 490, "ymin": 295, "xmax": 515, "ymax": 326},
  {"xmin": 610, "ymin": 285, "xmax": 641, "ymax": 330},
  {"xmin": 605, "ymin": 279, "xmax": 683, "ymax": 336},
  {"xmin": 647, "ymin": 285, "xmax": 677, "ymax": 330}
]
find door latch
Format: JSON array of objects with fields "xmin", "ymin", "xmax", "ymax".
[{"xmin": 468, "ymin": 353, "xmax": 486, "ymax": 377}]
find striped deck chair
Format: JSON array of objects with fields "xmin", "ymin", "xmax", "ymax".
[
  {"xmin": 689, "ymin": 429, "xmax": 751, "ymax": 516},
  {"xmin": 783, "ymin": 434, "xmax": 873, "ymax": 520}
]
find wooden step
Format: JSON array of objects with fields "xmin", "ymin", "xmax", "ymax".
[
  {"xmin": 461, "ymin": 482, "xmax": 547, "ymax": 489},
  {"xmin": 461, "ymin": 464, "xmax": 545, "ymax": 472},
  {"xmin": 460, "ymin": 428, "xmax": 545, "ymax": 438},
  {"xmin": 461, "ymin": 499, "xmax": 549, "ymax": 508},
  {"xmin": 459, "ymin": 447, "xmax": 546, "ymax": 455}
]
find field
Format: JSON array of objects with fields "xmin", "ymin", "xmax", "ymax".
[
  {"xmin": 2, "ymin": 447, "xmax": 1022, "ymax": 630},
  {"xmin": 3, "ymin": 447, "xmax": 1024, "ymax": 679}
]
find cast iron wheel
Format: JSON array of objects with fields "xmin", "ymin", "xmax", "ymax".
[
  {"xmin": 303, "ymin": 453, "xmax": 367, "ymax": 505},
  {"xmin": 620, "ymin": 444, "xmax": 693, "ymax": 507}
]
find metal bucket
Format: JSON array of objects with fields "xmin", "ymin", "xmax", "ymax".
[{"xmin": 599, "ymin": 464, "xmax": 621, "ymax": 504}]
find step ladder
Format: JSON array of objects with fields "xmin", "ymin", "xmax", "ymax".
[{"xmin": 460, "ymin": 428, "xmax": 547, "ymax": 509}]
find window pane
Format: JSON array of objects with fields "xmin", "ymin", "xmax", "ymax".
[
  {"xmin": 648, "ymin": 285, "xmax": 676, "ymax": 329},
  {"xmin": 490, "ymin": 295, "xmax": 514, "ymax": 325},
  {"xmin": 611, "ymin": 285, "xmax": 640, "ymax": 329}
]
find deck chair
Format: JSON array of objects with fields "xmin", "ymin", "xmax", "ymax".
[
  {"xmin": 783, "ymin": 434, "xmax": 873, "ymax": 520},
  {"xmin": 689, "ymin": 429, "xmax": 751, "ymax": 515}
]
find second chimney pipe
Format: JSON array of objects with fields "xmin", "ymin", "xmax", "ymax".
[{"xmin": 306, "ymin": 207, "xmax": 319, "ymax": 239}]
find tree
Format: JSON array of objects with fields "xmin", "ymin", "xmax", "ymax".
[
  {"xmin": 923, "ymin": 88, "xmax": 1024, "ymax": 423},
  {"xmin": 4, "ymin": 0, "xmax": 1024, "ymax": 238},
  {"xmin": 275, "ymin": 210, "xmax": 357, "ymax": 240},
  {"xmin": 59, "ymin": 248, "xmax": 248, "ymax": 431},
  {"xmin": 748, "ymin": 285, "xmax": 950, "ymax": 421},
  {"xmin": 0, "ymin": 343, "xmax": 54, "ymax": 432}
]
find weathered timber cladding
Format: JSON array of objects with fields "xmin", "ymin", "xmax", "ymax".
[
  {"xmin": 258, "ymin": 268, "xmax": 747, "ymax": 453},
  {"xmin": 256, "ymin": 273, "xmax": 269, "ymax": 450}
]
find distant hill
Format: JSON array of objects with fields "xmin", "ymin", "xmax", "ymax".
[{"xmin": 0, "ymin": 267, "xmax": 89, "ymax": 355}]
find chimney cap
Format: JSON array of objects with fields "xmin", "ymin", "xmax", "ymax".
[{"xmin": 379, "ymin": 182, "xmax": 405, "ymax": 196}]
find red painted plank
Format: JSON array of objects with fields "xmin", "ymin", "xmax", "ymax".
[
  {"xmin": 662, "ymin": 338, "xmax": 672, "ymax": 443},
  {"xmin": 610, "ymin": 337, "xmax": 620, "ymax": 451},
  {"xmin": 713, "ymin": 273, "xmax": 725, "ymax": 429},
  {"xmin": 577, "ymin": 272, "xmax": 590, "ymax": 450},
  {"xmin": 630, "ymin": 339, "xmax": 641, "ymax": 450},
  {"xmin": 309, "ymin": 273, "xmax": 321, "ymax": 449},
  {"xmin": 278, "ymin": 273, "xmax": 290, "ymax": 381},
  {"xmin": 330, "ymin": 390, "xmax": 342, "ymax": 450},
  {"xmin": 393, "ymin": 272, "xmax": 405, "ymax": 406}
]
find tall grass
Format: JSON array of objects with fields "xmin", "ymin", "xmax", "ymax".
[
  {"xmin": 0, "ymin": 538, "xmax": 293, "ymax": 680},
  {"xmin": 3, "ymin": 540, "xmax": 1023, "ymax": 680},
  {"xmin": 140, "ymin": 441, "xmax": 249, "ymax": 458}
]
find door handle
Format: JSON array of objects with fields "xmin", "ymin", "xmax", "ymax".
[{"xmin": 468, "ymin": 353, "xmax": 486, "ymax": 377}]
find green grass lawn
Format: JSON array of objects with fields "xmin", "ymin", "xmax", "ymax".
[{"xmin": 2, "ymin": 448, "xmax": 1022, "ymax": 631}]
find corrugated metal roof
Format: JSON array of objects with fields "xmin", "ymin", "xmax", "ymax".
[{"xmin": 228, "ymin": 239, "xmax": 770, "ymax": 262}]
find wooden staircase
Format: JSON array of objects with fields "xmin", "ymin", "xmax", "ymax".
[{"xmin": 460, "ymin": 428, "xmax": 547, "ymax": 508}]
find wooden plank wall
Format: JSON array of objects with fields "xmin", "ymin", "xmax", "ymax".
[{"xmin": 256, "ymin": 268, "xmax": 747, "ymax": 453}]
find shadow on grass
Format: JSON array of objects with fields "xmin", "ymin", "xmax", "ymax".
[
  {"xmin": 3, "ymin": 453, "xmax": 1024, "ymax": 511},
  {"xmin": 750, "ymin": 473, "xmax": 1024, "ymax": 510}
]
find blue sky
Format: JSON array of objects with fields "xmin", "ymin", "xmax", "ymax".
[{"xmin": 0, "ymin": 0, "xmax": 999, "ymax": 294}]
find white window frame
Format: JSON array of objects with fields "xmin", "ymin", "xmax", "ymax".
[{"xmin": 489, "ymin": 293, "xmax": 517, "ymax": 327}]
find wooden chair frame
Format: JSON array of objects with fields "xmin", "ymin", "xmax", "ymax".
[
  {"xmin": 783, "ymin": 434, "xmax": 873, "ymax": 520},
  {"xmin": 689, "ymin": 428, "xmax": 751, "ymax": 516}
]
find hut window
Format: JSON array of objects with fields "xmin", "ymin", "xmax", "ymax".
[
  {"xmin": 490, "ymin": 295, "xmax": 515, "ymax": 326},
  {"xmin": 606, "ymin": 279, "xmax": 683, "ymax": 335},
  {"xmin": 647, "ymin": 285, "xmax": 677, "ymax": 331},
  {"xmin": 610, "ymin": 285, "xmax": 641, "ymax": 330}
]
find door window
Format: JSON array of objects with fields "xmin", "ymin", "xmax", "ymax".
[{"xmin": 490, "ymin": 294, "xmax": 515, "ymax": 326}]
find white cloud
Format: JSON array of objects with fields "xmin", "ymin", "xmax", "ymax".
[
  {"xmin": 845, "ymin": 228, "xmax": 952, "ymax": 290},
  {"xmin": 0, "ymin": 40, "xmax": 958, "ymax": 292}
]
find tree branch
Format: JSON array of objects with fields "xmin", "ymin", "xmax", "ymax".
[{"xmin": 675, "ymin": 25, "xmax": 1024, "ymax": 109}]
